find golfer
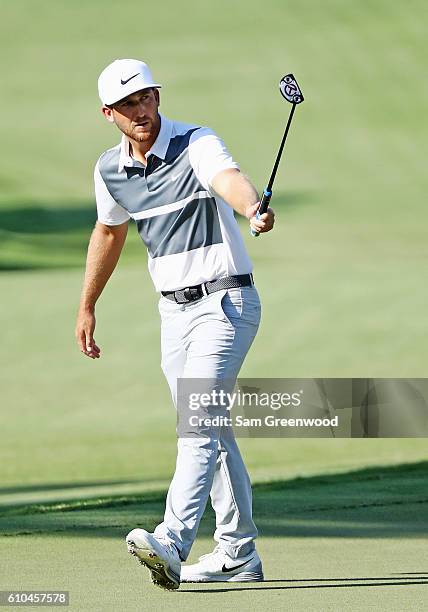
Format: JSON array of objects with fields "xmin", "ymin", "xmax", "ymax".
[{"xmin": 75, "ymin": 59, "xmax": 275, "ymax": 590}]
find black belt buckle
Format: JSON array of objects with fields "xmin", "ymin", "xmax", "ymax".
[
  {"xmin": 182, "ymin": 286, "xmax": 202, "ymax": 303},
  {"xmin": 164, "ymin": 275, "xmax": 254, "ymax": 304}
]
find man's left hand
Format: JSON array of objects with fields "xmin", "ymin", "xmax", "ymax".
[{"xmin": 246, "ymin": 202, "xmax": 275, "ymax": 234}]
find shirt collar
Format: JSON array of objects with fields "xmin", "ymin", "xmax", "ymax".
[{"xmin": 118, "ymin": 114, "xmax": 172, "ymax": 173}]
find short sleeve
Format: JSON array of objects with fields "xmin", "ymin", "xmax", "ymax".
[
  {"xmin": 94, "ymin": 162, "xmax": 131, "ymax": 226},
  {"xmin": 188, "ymin": 128, "xmax": 240, "ymax": 192}
]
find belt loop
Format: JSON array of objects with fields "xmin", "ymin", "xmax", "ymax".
[{"xmin": 201, "ymin": 281, "xmax": 208, "ymax": 297}]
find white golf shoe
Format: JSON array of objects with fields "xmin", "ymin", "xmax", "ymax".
[
  {"xmin": 126, "ymin": 528, "xmax": 181, "ymax": 591},
  {"xmin": 180, "ymin": 545, "xmax": 264, "ymax": 582}
]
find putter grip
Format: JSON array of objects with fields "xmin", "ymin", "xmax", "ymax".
[{"xmin": 250, "ymin": 189, "xmax": 272, "ymax": 237}]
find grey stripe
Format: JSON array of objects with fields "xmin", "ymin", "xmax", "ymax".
[
  {"xmin": 98, "ymin": 136, "xmax": 205, "ymax": 215},
  {"xmin": 137, "ymin": 196, "xmax": 222, "ymax": 258}
]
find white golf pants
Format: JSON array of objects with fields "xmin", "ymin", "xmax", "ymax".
[{"xmin": 153, "ymin": 286, "xmax": 261, "ymax": 560}]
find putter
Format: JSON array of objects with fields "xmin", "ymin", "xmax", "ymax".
[{"xmin": 251, "ymin": 74, "xmax": 304, "ymax": 237}]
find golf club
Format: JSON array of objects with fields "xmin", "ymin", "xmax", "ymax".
[{"xmin": 251, "ymin": 73, "xmax": 304, "ymax": 237}]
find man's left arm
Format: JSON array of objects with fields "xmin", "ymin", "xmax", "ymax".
[{"xmin": 211, "ymin": 169, "xmax": 275, "ymax": 234}]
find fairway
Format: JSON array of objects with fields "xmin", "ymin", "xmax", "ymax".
[
  {"xmin": 1, "ymin": 0, "xmax": 427, "ymax": 610},
  {"xmin": 1, "ymin": 463, "xmax": 427, "ymax": 611}
]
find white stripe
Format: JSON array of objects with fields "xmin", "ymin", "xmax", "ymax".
[
  {"xmin": 149, "ymin": 244, "xmax": 226, "ymax": 291},
  {"xmin": 131, "ymin": 191, "xmax": 210, "ymax": 220},
  {"xmin": 148, "ymin": 243, "xmax": 252, "ymax": 292}
]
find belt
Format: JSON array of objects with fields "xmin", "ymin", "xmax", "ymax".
[{"xmin": 161, "ymin": 274, "xmax": 254, "ymax": 304}]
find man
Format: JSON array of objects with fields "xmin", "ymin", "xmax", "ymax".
[{"xmin": 75, "ymin": 58, "xmax": 275, "ymax": 591}]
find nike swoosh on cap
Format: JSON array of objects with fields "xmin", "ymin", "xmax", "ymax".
[
  {"xmin": 121, "ymin": 73, "xmax": 139, "ymax": 85},
  {"xmin": 221, "ymin": 558, "xmax": 252, "ymax": 573}
]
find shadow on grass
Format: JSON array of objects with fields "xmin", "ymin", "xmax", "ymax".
[
  {"xmin": 179, "ymin": 576, "xmax": 428, "ymax": 592},
  {"xmin": 0, "ymin": 461, "xmax": 427, "ymax": 539},
  {"xmin": 0, "ymin": 202, "xmax": 145, "ymax": 271},
  {"xmin": 0, "ymin": 202, "xmax": 96, "ymax": 271},
  {"xmin": 0, "ymin": 204, "xmax": 96, "ymax": 234},
  {"xmin": 0, "ymin": 478, "xmax": 154, "ymax": 496}
]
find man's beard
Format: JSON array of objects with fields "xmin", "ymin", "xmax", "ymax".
[{"xmin": 128, "ymin": 126, "xmax": 151, "ymax": 142}]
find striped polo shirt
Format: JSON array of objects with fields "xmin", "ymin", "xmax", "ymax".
[{"xmin": 94, "ymin": 115, "xmax": 253, "ymax": 291}]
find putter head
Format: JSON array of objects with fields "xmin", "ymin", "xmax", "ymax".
[{"xmin": 279, "ymin": 74, "xmax": 304, "ymax": 104}]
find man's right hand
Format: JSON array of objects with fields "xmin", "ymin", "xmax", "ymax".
[{"xmin": 75, "ymin": 308, "xmax": 101, "ymax": 359}]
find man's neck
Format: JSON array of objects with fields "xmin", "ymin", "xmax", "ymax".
[{"xmin": 128, "ymin": 139, "xmax": 150, "ymax": 165}]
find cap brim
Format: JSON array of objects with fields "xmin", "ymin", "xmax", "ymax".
[{"xmin": 103, "ymin": 82, "xmax": 162, "ymax": 106}]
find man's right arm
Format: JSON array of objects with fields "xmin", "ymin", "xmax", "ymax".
[{"xmin": 75, "ymin": 220, "xmax": 128, "ymax": 359}]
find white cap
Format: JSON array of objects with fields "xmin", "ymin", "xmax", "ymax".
[{"xmin": 98, "ymin": 59, "xmax": 162, "ymax": 105}]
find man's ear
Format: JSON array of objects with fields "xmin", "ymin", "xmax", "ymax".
[
  {"xmin": 154, "ymin": 88, "xmax": 160, "ymax": 107},
  {"xmin": 101, "ymin": 105, "xmax": 115, "ymax": 123}
]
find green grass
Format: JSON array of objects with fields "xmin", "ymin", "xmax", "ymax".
[
  {"xmin": 1, "ymin": 463, "xmax": 427, "ymax": 611},
  {"xmin": 2, "ymin": 534, "xmax": 426, "ymax": 611}
]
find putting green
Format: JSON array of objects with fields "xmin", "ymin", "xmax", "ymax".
[
  {"xmin": 1, "ymin": 463, "xmax": 427, "ymax": 611},
  {"xmin": 1, "ymin": 535, "xmax": 426, "ymax": 611}
]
